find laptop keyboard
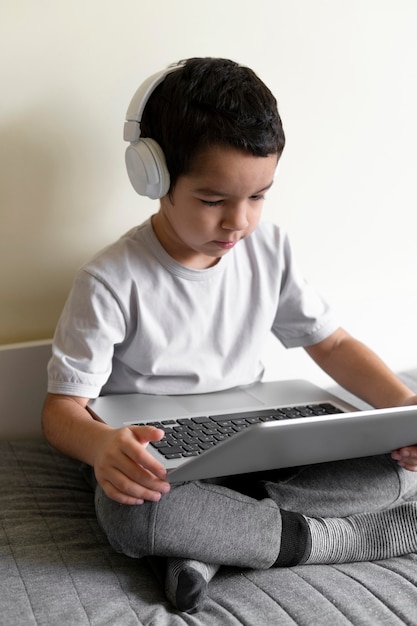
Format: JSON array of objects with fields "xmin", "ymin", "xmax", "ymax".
[{"xmin": 145, "ymin": 403, "xmax": 343, "ymax": 460}]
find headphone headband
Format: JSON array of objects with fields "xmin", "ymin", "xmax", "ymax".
[{"xmin": 124, "ymin": 61, "xmax": 185, "ymax": 142}]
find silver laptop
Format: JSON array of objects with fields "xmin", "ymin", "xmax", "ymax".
[{"xmin": 88, "ymin": 379, "xmax": 417, "ymax": 483}]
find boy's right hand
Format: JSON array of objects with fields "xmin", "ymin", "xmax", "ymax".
[{"xmin": 94, "ymin": 425, "xmax": 171, "ymax": 505}]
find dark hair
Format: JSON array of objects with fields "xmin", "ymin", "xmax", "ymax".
[{"xmin": 140, "ymin": 57, "xmax": 285, "ymax": 190}]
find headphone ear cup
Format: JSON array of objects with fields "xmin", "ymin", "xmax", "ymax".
[{"xmin": 125, "ymin": 138, "xmax": 170, "ymax": 199}]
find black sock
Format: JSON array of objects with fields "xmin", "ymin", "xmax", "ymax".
[
  {"xmin": 165, "ymin": 558, "xmax": 219, "ymax": 613},
  {"xmin": 274, "ymin": 509, "xmax": 312, "ymax": 567}
]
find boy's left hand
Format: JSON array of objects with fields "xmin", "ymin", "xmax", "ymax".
[{"xmin": 391, "ymin": 395, "xmax": 417, "ymax": 471}]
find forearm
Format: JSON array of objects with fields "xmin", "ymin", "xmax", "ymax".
[
  {"xmin": 42, "ymin": 393, "xmax": 170, "ymax": 504},
  {"xmin": 305, "ymin": 328, "xmax": 414, "ymax": 409},
  {"xmin": 42, "ymin": 393, "xmax": 112, "ymax": 466}
]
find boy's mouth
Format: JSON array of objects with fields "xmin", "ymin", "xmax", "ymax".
[{"xmin": 213, "ymin": 240, "xmax": 238, "ymax": 250}]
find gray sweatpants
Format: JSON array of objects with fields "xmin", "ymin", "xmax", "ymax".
[{"xmin": 93, "ymin": 455, "xmax": 417, "ymax": 569}]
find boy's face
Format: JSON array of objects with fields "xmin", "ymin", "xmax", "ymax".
[{"xmin": 152, "ymin": 144, "xmax": 278, "ymax": 269}]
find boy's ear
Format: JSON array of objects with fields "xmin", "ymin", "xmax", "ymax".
[{"xmin": 123, "ymin": 62, "xmax": 185, "ymax": 199}]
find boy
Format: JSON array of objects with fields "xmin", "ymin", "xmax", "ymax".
[{"xmin": 43, "ymin": 58, "xmax": 417, "ymax": 614}]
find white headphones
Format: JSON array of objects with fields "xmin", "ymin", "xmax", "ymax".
[{"xmin": 123, "ymin": 61, "xmax": 185, "ymax": 199}]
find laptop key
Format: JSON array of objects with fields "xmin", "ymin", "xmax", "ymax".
[
  {"xmin": 188, "ymin": 423, "xmax": 207, "ymax": 432},
  {"xmin": 278, "ymin": 408, "xmax": 301, "ymax": 418},
  {"xmin": 210, "ymin": 409, "xmax": 284, "ymax": 422},
  {"xmin": 233, "ymin": 425, "xmax": 249, "ymax": 432},
  {"xmin": 199, "ymin": 442, "xmax": 216, "ymax": 450},
  {"xmin": 153, "ymin": 445, "xmax": 184, "ymax": 456},
  {"xmin": 203, "ymin": 428, "xmax": 219, "ymax": 435},
  {"xmin": 172, "ymin": 425, "xmax": 189, "ymax": 433},
  {"xmin": 191, "ymin": 416, "xmax": 214, "ymax": 424},
  {"xmin": 318, "ymin": 403, "xmax": 343, "ymax": 414},
  {"xmin": 182, "ymin": 436, "xmax": 199, "ymax": 445}
]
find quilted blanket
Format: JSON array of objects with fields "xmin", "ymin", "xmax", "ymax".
[{"xmin": 2, "ymin": 440, "xmax": 417, "ymax": 625}]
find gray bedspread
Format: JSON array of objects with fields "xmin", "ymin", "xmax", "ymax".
[{"xmin": 2, "ymin": 440, "xmax": 417, "ymax": 626}]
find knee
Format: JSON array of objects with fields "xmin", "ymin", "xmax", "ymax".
[{"xmin": 94, "ymin": 485, "xmax": 154, "ymax": 558}]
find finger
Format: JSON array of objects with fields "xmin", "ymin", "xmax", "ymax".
[
  {"xmin": 95, "ymin": 450, "xmax": 169, "ymax": 501},
  {"xmin": 103, "ymin": 480, "xmax": 145, "ymax": 505},
  {"xmin": 108, "ymin": 447, "xmax": 170, "ymax": 491},
  {"xmin": 132, "ymin": 425, "xmax": 165, "ymax": 444},
  {"xmin": 101, "ymin": 477, "xmax": 147, "ymax": 505},
  {"xmin": 391, "ymin": 447, "xmax": 417, "ymax": 460},
  {"xmin": 391, "ymin": 447, "xmax": 417, "ymax": 469},
  {"xmin": 126, "ymin": 427, "xmax": 168, "ymax": 479},
  {"xmin": 398, "ymin": 446, "xmax": 415, "ymax": 453},
  {"xmin": 124, "ymin": 459, "xmax": 171, "ymax": 494},
  {"xmin": 397, "ymin": 462, "xmax": 417, "ymax": 472},
  {"xmin": 102, "ymin": 467, "xmax": 170, "ymax": 504},
  {"xmin": 402, "ymin": 396, "xmax": 417, "ymax": 407}
]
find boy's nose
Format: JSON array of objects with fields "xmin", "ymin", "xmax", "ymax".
[{"xmin": 221, "ymin": 204, "xmax": 249, "ymax": 231}]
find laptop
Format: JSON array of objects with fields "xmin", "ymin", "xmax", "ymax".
[{"xmin": 88, "ymin": 379, "xmax": 417, "ymax": 483}]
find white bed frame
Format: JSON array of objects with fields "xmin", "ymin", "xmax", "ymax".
[{"xmin": 0, "ymin": 340, "xmax": 51, "ymax": 438}]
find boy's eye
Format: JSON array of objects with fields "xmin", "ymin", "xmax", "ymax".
[
  {"xmin": 201, "ymin": 199, "xmax": 222, "ymax": 207},
  {"xmin": 200, "ymin": 195, "xmax": 265, "ymax": 207}
]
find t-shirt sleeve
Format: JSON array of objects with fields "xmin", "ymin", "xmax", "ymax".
[
  {"xmin": 271, "ymin": 234, "xmax": 339, "ymax": 348},
  {"xmin": 47, "ymin": 270, "xmax": 127, "ymax": 398}
]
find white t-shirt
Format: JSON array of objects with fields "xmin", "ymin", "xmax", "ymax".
[{"xmin": 47, "ymin": 219, "xmax": 338, "ymax": 398}]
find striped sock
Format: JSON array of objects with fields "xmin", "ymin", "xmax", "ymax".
[
  {"xmin": 165, "ymin": 558, "xmax": 219, "ymax": 613},
  {"xmin": 274, "ymin": 502, "xmax": 417, "ymax": 567},
  {"xmin": 304, "ymin": 501, "xmax": 417, "ymax": 565}
]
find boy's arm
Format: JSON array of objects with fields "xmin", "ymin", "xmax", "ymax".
[
  {"xmin": 42, "ymin": 393, "xmax": 170, "ymax": 504},
  {"xmin": 305, "ymin": 327, "xmax": 417, "ymax": 471},
  {"xmin": 305, "ymin": 327, "xmax": 415, "ymax": 409}
]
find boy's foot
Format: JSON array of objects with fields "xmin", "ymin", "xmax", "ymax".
[{"xmin": 165, "ymin": 558, "xmax": 219, "ymax": 613}]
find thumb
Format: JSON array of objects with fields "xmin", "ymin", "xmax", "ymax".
[
  {"xmin": 403, "ymin": 395, "xmax": 417, "ymax": 407},
  {"xmin": 130, "ymin": 424, "xmax": 165, "ymax": 445}
]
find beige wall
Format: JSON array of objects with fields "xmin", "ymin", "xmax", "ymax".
[{"xmin": 1, "ymin": 1, "xmax": 417, "ymax": 347}]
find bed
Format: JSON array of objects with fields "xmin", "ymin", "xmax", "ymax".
[{"xmin": 2, "ymin": 341, "xmax": 417, "ymax": 625}]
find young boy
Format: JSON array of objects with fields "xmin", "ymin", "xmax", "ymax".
[{"xmin": 42, "ymin": 57, "xmax": 417, "ymax": 614}]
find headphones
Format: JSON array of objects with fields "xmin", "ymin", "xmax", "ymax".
[{"xmin": 123, "ymin": 61, "xmax": 185, "ymax": 199}]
